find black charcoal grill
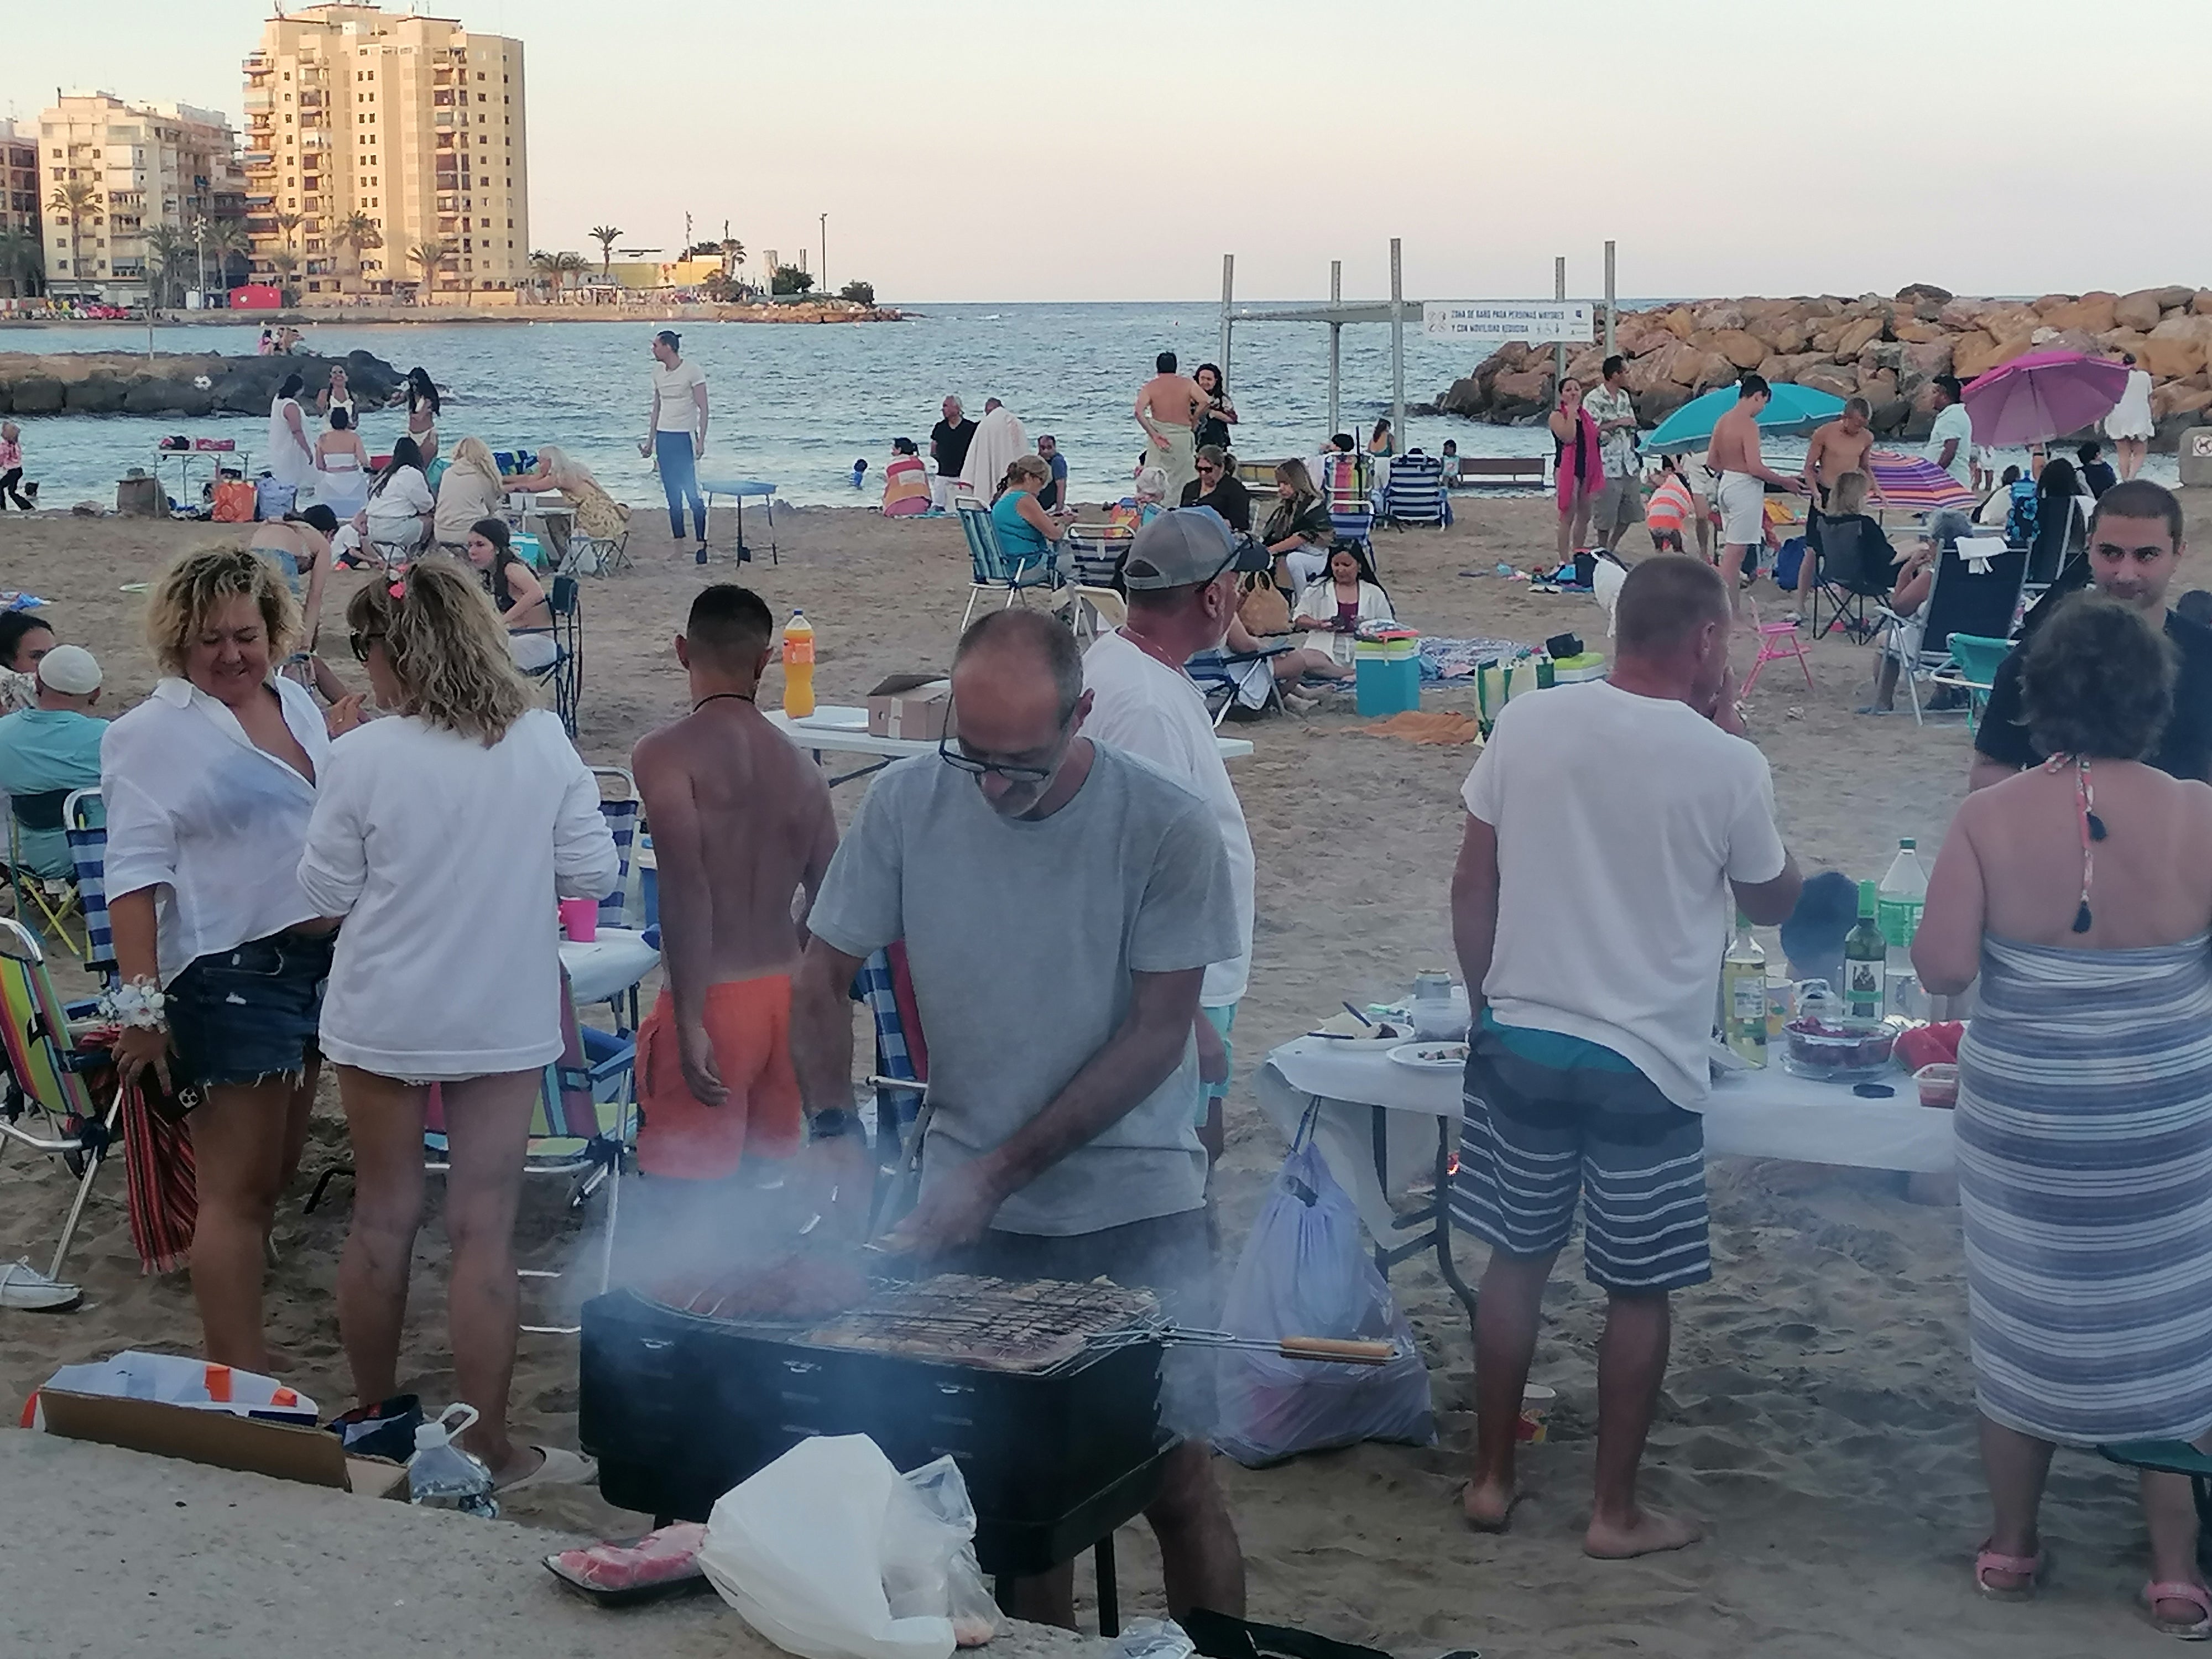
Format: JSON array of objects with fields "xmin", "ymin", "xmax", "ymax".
[{"xmin": 579, "ymin": 1273, "xmax": 1177, "ymax": 1609}]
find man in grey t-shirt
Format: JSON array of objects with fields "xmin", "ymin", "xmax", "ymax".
[{"xmin": 792, "ymin": 608, "xmax": 1245, "ymax": 1625}]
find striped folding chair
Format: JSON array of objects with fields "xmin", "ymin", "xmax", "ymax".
[
  {"xmin": 957, "ymin": 500, "xmax": 1058, "ymax": 631},
  {"xmin": 1318, "ymin": 453, "xmax": 1376, "ymax": 556},
  {"xmin": 571, "ymin": 768, "xmax": 659, "ymax": 1035},
  {"xmin": 8, "ymin": 791, "xmax": 84, "ymax": 956},
  {"xmin": 854, "ymin": 943, "xmax": 930, "ymax": 1234},
  {"xmin": 62, "ymin": 789, "xmax": 115, "ymax": 985},
  {"xmin": 1380, "ymin": 452, "xmax": 1449, "ymax": 529}
]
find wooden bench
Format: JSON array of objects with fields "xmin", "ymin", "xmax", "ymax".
[{"xmin": 1451, "ymin": 455, "xmax": 1549, "ymax": 489}]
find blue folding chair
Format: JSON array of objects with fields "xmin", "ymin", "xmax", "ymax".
[
  {"xmin": 1317, "ymin": 452, "xmax": 1376, "ymax": 557},
  {"xmin": 62, "ymin": 789, "xmax": 114, "ymax": 985},
  {"xmin": 1381, "ymin": 452, "xmax": 1449, "ymax": 529},
  {"xmin": 516, "ymin": 573, "xmax": 583, "ymax": 737},
  {"xmin": 1187, "ymin": 642, "xmax": 1293, "ymax": 725},
  {"xmin": 957, "ymin": 499, "xmax": 1058, "ymax": 631}
]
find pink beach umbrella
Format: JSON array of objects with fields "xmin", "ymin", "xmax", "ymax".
[
  {"xmin": 1961, "ymin": 350, "xmax": 2129, "ymax": 448},
  {"xmin": 1865, "ymin": 451, "xmax": 1978, "ymax": 512}
]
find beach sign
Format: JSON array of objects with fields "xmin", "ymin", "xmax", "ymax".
[{"xmin": 1423, "ymin": 301, "xmax": 1594, "ymax": 347}]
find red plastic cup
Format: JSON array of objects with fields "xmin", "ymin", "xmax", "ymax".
[{"xmin": 558, "ymin": 898, "xmax": 598, "ymax": 942}]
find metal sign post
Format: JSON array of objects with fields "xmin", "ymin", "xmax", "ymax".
[{"xmin": 1604, "ymin": 239, "xmax": 1617, "ymax": 359}]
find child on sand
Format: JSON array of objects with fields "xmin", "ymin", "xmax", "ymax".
[
  {"xmin": 0, "ymin": 421, "xmax": 29, "ymax": 510},
  {"xmin": 627, "ymin": 586, "xmax": 839, "ymax": 1253}
]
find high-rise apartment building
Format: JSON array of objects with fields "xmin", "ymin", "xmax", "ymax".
[
  {"xmin": 243, "ymin": 3, "xmax": 529, "ymax": 304},
  {"xmin": 35, "ymin": 93, "xmax": 244, "ymax": 303},
  {"xmin": 0, "ymin": 120, "xmax": 42, "ymax": 300}
]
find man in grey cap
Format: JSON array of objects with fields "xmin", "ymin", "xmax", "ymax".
[
  {"xmin": 1082, "ymin": 508, "xmax": 1264, "ymax": 1165},
  {"xmin": 0, "ymin": 643, "xmax": 105, "ymax": 881},
  {"xmin": 791, "ymin": 601, "xmax": 1248, "ymax": 1626}
]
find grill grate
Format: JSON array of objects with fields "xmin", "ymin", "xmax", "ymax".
[{"xmin": 805, "ymin": 1275, "xmax": 1163, "ymax": 1373}]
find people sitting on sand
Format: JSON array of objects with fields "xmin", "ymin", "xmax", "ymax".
[
  {"xmin": 0, "ymin": 645, "xmax": 105, "ymax": 883},
  {"xmin": 1914, "ymin": 592, "xmax": 2212, "ymax": 1636},
  {"xmin": 1263, "ymin": 461, "xmax": 1337, "ymax": 591},
  {"xmin": 463, "ymin": 518, "xmax": 559, "ymax": 671},
  {"xmin": 2027, "ymin": 456, "xmax": 2093, "ymax": 584},
  {"xmin": 1132, "ymin": 466, "xmax": 1172, "ymax": 526},
  {"xmin": 991, "ymin": 456, "xmax": 1066, "ymax": 573},
  {"xmin": 433, "ymin": 436, "xmax": 508, "ymax": 550},
  {"xmin": 305, "ymin": 556, "xmax": 615, "ymax": 1495},
  {"xmin": 1180, "ymin": 445, "xmax": 1253, "ymax": 533},
  {"xmin": 332, "ymin": 438, "xmax": 435, "ymax": 566},
  {"xmin": 0, "ymin": 612, "xmax": 60, "ymax": 714},
  {"xmin": 1793, "ymin": 471, "xmax": 1900, "ymax": 620},
  {"xmin": 1036, "ymin": 434, "xmax": 1070, "ymax": 512},
  {"xmin": 1439, "ymin": 439, "xmax": 1462, "ymax": 489},
  {"xmin": 1858, "ymin": 532, "xmax": 1941, "ymax": 716},
  {"xmin": 106, "ymin": 547, "xmax": 361, "ymax": 1374},
  {"xmin": 1292, "ymin": 544, "xmax": 1394, "ymax": 670},
  {"xmin": 881, "ymin": 438, "xmax": 931, "ymax": 517},
  {"xmin": 505, "ymin": 445, "xmax": 630, "ymax": 548},
  {"xmin": 247, "ymin": 509, "xmax": 349, "ymax": 703},
  {"xmin": 1975, "ymin": 465, "xmax": 2023, "ymax": 530},
  {"xmin": 313, "ymin": 407, "xmax": 371, "ymax": 522}
]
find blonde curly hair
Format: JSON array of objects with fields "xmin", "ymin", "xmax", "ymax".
[
  {"xmin": 146, "ymin": 545, "xmax": 302, "ymax": 677},
  {"xmin": 346, "ymin": 555, "xmax": 533, "ymax": 745}
]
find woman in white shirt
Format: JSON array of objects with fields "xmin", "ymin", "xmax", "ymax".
[
  {"xmin": 301, "ymin": 556, "xmax": 617, "ymax": 1490},
  {"xmin": 332, "ymin": 438, "xmax": 435, "ymax": 567},
  {"xmin": 2106, "ymin": 351, "xmax": 2156, "ymax": 481},
  {"xmin": 1291, "ymin": 543, "xmax": 1396, "ymax": 668},
  {"xmin": 104, "ymin": 547, "xmax": 364, "ymax": 1373},
  {"xmin": 312, "ymin": 406, "xmax": 371, "ymax": 522},
  {"xmin": 265, "ymin": 373, "xmax": 315, "ymax": 498}
]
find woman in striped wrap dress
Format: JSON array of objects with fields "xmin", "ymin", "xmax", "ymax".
[{"xmin": 1916, "ymin": 593, "xmax": 2212, "ymax": 1637}]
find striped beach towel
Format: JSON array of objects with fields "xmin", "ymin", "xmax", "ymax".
[
  {"xmin": 122, "ymin": 1072, "xmax": 197, "ymax": 1276},
  {"xmin": 1957, "ymin": 932, "xmax": 2212, "ymax": 1445}
]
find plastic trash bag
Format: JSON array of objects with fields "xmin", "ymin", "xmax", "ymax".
[
  {"xmin": 1214, "ymin": 1141, "xmax": 1435, "ymax": 1467},
  {"xmin": 698, "ymin": 1435, "xmax": 1000, "ymax": 1659}
]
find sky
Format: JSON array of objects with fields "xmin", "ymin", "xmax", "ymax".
[{"xmin": 7, "ymin": 0, "xmax": 2211, "ymax": 305}]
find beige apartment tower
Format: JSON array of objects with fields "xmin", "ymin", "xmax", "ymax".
[
  {"xmin": 243, "ymin": 2, "xmax": 529, "ymax": 304},
  {"xmin": 36, "ymin": 93, "xmax": 244, "ymax": 304}
]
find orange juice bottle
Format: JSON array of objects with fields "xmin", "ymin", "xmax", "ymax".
[{"xmin": 782, "ymin": 611, "xmax": 816, "ymax": 718}]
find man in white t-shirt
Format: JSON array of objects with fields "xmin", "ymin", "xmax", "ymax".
[
  {"xmin": 1082, "ymin": 508, "xmax": 1267, "ymax": 1166},
  {"xmin": 1926, "ymin": 373, "xmax": 1974, "ymax": 487},
  {"xmin": 640, "ymin": 330, "xmax": 710, "ymax": 557},
  {"xmin": 1451, "ymin": 554, "xmax": 1801, "ymax": 1560}
]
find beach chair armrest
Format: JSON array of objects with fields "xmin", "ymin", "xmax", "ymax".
[{"xmin": 2099, "ymin": 1440, "xmax": 2212, "ymax": 1479}]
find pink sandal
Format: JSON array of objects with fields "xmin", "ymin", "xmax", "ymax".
[
  {"xmin": 1973, "ymin": 1541, "xmax": 2045, "ymax": 1600},
  {"xmin": 2143, "ymin": 1581, "xmax": 2212, "ymax": 1640}
]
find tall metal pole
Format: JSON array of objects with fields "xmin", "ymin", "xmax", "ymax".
[
  {"xmin": 1328, "ymin": 259, "xmax": 1342, "ymax": 439},
  {"xmin": 1604, "ymin": 239, "xmax": 1617, "ymax": 359},
  {"xmin": 1554, "ymin": 255, "xmax": 1568, "ymax": 385},
  {"xmin": 820, "ymin": 213, "xmax": 828, "ymax": 295},
  {"xmin": 1389, "ymin": 237, "xmax": 1406, "ymax": 451},
  {"xmin": 1217, "ymin": 253, "xmax": 1234, "ymax": 385}
]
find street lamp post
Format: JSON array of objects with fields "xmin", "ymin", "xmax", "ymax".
[{"xmin": 818, "ymin": 213, "xmax": 827, "ymax": 297}]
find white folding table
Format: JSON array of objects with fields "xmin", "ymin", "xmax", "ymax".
[{"xmin": 768, "ymin": 706, "xmax": 1253, "ymax": 788}]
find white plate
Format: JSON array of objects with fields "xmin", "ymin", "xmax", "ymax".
[{"xmin": 1388, "ymin": 1041, "xmax": 1470, "ymax": 1071}]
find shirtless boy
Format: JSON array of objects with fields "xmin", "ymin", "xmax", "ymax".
[
  {"xmin": 1799, "ymin": 397, "xmax": 1881, "ymax": 507},
  {"xmin": 1135, "ymin": 351, "xmax": 1209, "ymax": 504},
  {"xmin": 629, "ymin": 586, "xmax": 838, "ymax": 1239},
  {"xmin": 1706, "ymin": 375, "xmax": 1808, "ymax": 613}
]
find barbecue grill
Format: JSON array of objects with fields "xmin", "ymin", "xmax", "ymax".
[{"xmin": 580, "ymin": 1273, "xmax": 1178, "ymax": 1589}]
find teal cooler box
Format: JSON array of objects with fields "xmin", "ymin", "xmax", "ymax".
[{"xmin": 1355, "ymin": 630, "xmax": 1421, "ymax": 716}]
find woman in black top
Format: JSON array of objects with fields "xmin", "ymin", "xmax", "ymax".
[
  {"xmin": 1262, "ymin": 460, "xmax": 1338, "ymax": 591},
  {"xmin": 1179, "ymin": 444, "xmax": 1254, "ymax": 532},
  {"xmin": 1193, "ymin": 363, "xmax": 1237, "ymax": 452},
  {"xmin": 462, "ymin": 517, "xmax": 556, "ymax": 671},
  {"xmin": 2029, "ymin": 457, "xmax": 2093, "ymax": 584}
]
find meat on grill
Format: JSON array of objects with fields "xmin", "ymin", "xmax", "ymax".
[{"xmin": 655, "ymin": 1248, "xmax": 873, "ymax": 1322}]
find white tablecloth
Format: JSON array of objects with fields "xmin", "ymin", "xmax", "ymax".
[
  {"xmin": 1256, "ymin": 1035, "xmax": 1955, "ymax": 1244},
  {"xmin": 768, "ymin": 707, "xmax": 1254, "ymax": 764},
  {"xmin": 559, "ymin": 928, "xmax": 659, "ymax": 1010}
]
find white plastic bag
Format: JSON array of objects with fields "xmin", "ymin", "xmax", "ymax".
[
  {"xmin": 698, "ymin": 1436, "xmax": 999, "ymax": 1659},
  {"xmin": 1214, "ymin": 1141, "xmax": 1435, "ymax": 1467}
]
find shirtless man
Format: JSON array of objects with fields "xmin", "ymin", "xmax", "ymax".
[
  {"xmin": 1799, "ymin": 397, "xmax": 1881, "ymax": 508},
  {"xmin": 1135, "ymin": 351, "xmax": 1208, "ymax": 505},
  {"xmin": 1706, "ymin": 374, "xmax": 1807, "ymax": 614},
  {"xmin": 628, "ymin": 585, "xmax": 839, "ymax": 1248}
]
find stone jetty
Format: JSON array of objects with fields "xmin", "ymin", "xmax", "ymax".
[
  {"xmin": 0, "ymin": 349, "xmax": 405, "ymax": 419},
  {"xmin": 1433, "ymin": 284, "xmax": 2212, "ymax": 448}
]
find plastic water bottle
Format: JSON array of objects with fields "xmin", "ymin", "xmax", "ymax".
[
  {"xmin": 408, "ymin": 1402, "xmax": 499, "ymax": 1519},
  {"xmin": 782, "ymin": 610, "xmax": 816, "ymax": 718},
  {"xmin": 1877, "ymin": 839, "xmax": 1930, "ymax": 1019},
  {"xmin": 1719, "ymin": 911, "xmax": 1767, "ymax": 1067}
]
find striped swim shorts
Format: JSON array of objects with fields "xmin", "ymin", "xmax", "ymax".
[{"xmin": 1452, "ymin": 1027, "xmax": 1711, "ymax": 1295}]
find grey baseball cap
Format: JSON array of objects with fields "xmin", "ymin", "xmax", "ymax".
[{"xmin": 1122, "ymin": 507, "xmax": 1271, "ymax": 591}]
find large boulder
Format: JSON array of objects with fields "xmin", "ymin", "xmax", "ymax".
[
  {"xmin": 1439, "ymin": 374, "xmax": 1486, "ymax": 418},
  {"xmin": 2098, "ymin": 327, "xmax": 2150, "ymax": 358},
  {"xmin": 1799, "ymin": 363, "xmax": 1860, "ymax": 398},
  {"xmin": 1832, "ymin": 316, "xmax": 1886, "ymax": 358},
  {"xmin": 1755, "ymin": 352, "xmax": 1829, "ymax": 386},
  {"xmin": 2154, "ymin": 284, "xmax": 2198, "ymax": 311},
  {"xmin": 2141, "ymin": 332, "xmax": 2209, "ymax": 379},
  {"xmin": 1940, "ymin": 299, "xmax": 1990, "ymax": 331},
  {"xmin": 2155, "ymin": 410, "xmax": 2207, "ymax": 452},
  {"xmin": 1625, "ymin": 347, "xmax": 1688, "ymax": 394},
  {"xmin": 1896, "ymin": 281, "xmax": 1953, "ymax": 305},
  {"xmin": 2031, "ymin": 327, "xmax": 2103, "ymax": 357},
  {"xmin": 1892, "ymin": 319, "xmax": 1946, "ymax": 344},
  {"xmin": 1709, "ymin": 328, "xmax": 1769, "ymax": 369},
  {"xmin": 2115, "ymin": 288, "xmax": 2166, "ymax": 331},
  {"xmin": 1953, "ymin": 330, "xmax": 2025, "ymax": 378},
  {"xmin": 2030, "ymin": 293, "xmax": 2078, "ymax": 316},
  {"xmin": 65, "ymin": 375, "xmax": 127, "ymax": 414},
  {"xmin": 122, "ymin": 378, "xmax": 190, "ymax": 415},
  {"xmin": 2193, "ymin": 291, "xmax": 2212, "ymax": 317},
  {"xmin": 1488, "ymin": 367, "xmax": 1553, "ymax": 424},
  {"xmin": 2152, "ymin": 382, "xmax": 2212, "ymax": 421},
  {"xmin": 1867, "ymin": 398, "xmax": 1912, "ymax": 436},
  {"xmin": 1693, "ymin": 301, "xmax": 1746, "ymax": 332},
  {"xmin": 1686, "ymin": 350, "xmax": 1741, "ymax": 393},
  {"xmin": 1901, "ymin": 338, "xmax": 1955, "ymax": 380},
  {"xmin": 2039, "ymin": 293, "xmax": 2117, "ymax": 335},
  {"xmin": 1565, "ymin": 347, "xmax": 1606, "ymax": 385},
  {"xmin": 1633, "ymin": 384, "xmax": 1693, "ymax": 427},
  {"xmin": 9, "ymin": 376, "xmax": 62, "ymax": 414},
  {"xmin": 1979, "ymin": 303, "xmax": 2043, "ymax": 342},
  {"xmin": 1655, "ymin": 306, "xmax": 1695, "ymax": 341}
]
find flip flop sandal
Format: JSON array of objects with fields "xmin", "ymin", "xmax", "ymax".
[
  {"xmin": 2143, "ymin": 1580, "xmax": 2212, "ymax": 1640},
  {"xmin": 1973, "ymin": 1541, "xmax": 2046, "ymax": 1600},
  {"xmin": 498, "ymin": 1444, "xmax": 598, "ymax": 1494}
]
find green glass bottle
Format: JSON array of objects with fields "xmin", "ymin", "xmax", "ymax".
[{"xmin": 1843, "ymin": 879, "xmax": 1886, "ymax": 1023}]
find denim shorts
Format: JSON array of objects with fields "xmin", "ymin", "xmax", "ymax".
[{"xmin": 168, "ymin": 928, "xmax": 336, "ymax": 1089}]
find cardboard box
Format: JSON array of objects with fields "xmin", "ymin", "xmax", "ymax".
[
  {"xmin": 867, "ymin": 674, "xmax": 953, "ymax": 741},
  {"xmin": 39, "ymin": 1390, "xmax": 409, "ymax": 1500}
]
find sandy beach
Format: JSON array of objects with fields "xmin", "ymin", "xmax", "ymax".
[{"xmin": 2, "ymin": 490, "xmax": 2205, "ymax": 1658}]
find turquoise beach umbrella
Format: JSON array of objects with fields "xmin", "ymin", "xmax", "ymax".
[{"xmin": 1642, "ymin": 383, "xmax": 1847, "ymax": 455}]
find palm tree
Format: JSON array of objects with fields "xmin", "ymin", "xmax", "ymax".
[
  {"xmin": 556, "ymin": 250, "xmax": 588, "ymax": 296},
  {"xmin": 718, "ymin": 237, "xmax": 745, "ymax": 279},
  {"xmin": 332, "ymin": 211, "xmax": 382, "ymax": 300},
  {"xmin": 409, "ymin": 237, "xmax": 455, "ymax": 302},
  {"xmin": 0, "ymin": 227, "xmax": 43, "ymax": 299},
  {"xmin": 45, "ymin": 179, "xmax": 102, "ymax": 294},
  {"xmin": 201, "ymin": 217, "xmax": 252, "ymax": 291},
  {"xmin": 529, "ymin": 249, "xmax": 562, "ymax": 299},
  {"xmin": 142, "ymin": 223, "xmax": 190, "ymax": 309},
  {"xmin": 589, "ymin": 224, "xmax": 623, "ymax": 279},
  {"xmin": 267, "ymin": 246, "xmax": 301, "ymax": 303}
]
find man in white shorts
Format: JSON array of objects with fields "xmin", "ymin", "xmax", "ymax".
[{"xmin": 1704, "ymin": 374, "xmax": 1808, "ymax": 615}]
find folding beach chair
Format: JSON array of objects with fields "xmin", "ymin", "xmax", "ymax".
[
  {"xmin": 517, "ymin": 572, "xmax": 583, "ymax": 737},
  {"xmin": 1809, "ymin": 515, "xmax": 1896, "ymax": 644},
  {"xmin": 62, "ymin": 788, "xmax": 116, "ymax": 984},
  {"xmin": 1926, "ymin": 633, "xmax": 2013, "ymax": 735},
  {"xmin": 854, "ymin": 943, "xmax": 932, "ymax": 1235},
  {"xmin": 2098, "ymin": 1443, "xmax": 2212, "ymax": 1571},
  {"xmin": 1380, "ymin": 452, "xmax": 1449, "ymax": 529},
  {"xmin": 957, "ymin": 500, "xmax": 1057, "ymax": 631},
  {"xmin": 572, "ymin": 767, "xmax": 660, "ymax": 1035},
  {"xmin": 1188, "ymin": 642, "xmax": 1293, "ymax": 725},
  {"xmin": 1874, "ymin": 545, "xmax": 2030, "ymax": 726},
  {"xmin": 566, "ymin": 506, "xmax": 633, "ymax": 578},
  {"xmin": 1318, "ymin": 454, "xmax": 1375, "ymax": 557},
  {"xmin": 0, "ymin": 916, "xmax": 119, "ymax": 1302},
  {"xmin": 1741, "ymin": 600, "xmax": 1814, "ymax": 696},
  {"xmin": 7, "ymin": 790, "xmax": 84, "ymax": 956}
]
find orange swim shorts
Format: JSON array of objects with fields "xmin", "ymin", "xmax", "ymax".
[{"xmin": 634, "ymin": 976, "xmax": 802, "ymax": 1180}]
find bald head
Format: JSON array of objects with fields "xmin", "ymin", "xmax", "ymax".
[
  {"xmin": 1615, "ymin": 555, "xmax": 1730, "ymax": 661},
  {"xmin": 953, "ymin": 608, "xmax": 1084, "ymax": 724}
]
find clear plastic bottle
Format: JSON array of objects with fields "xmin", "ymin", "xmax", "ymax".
[
  {"xmin": 1878, "ymin": 838, "xmax": 1930, "ymax": 1019},
  {"xmin": 781, "ymin": 610, "xmax": 816, "ymax": 718},
  {"xmin": 1720, "ymin": 911, "xmax": 1768, "ymax": 1067},
  {"xmin": 407, "ymin": 1402, "xmax": 499, "ymax": 1519}
]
